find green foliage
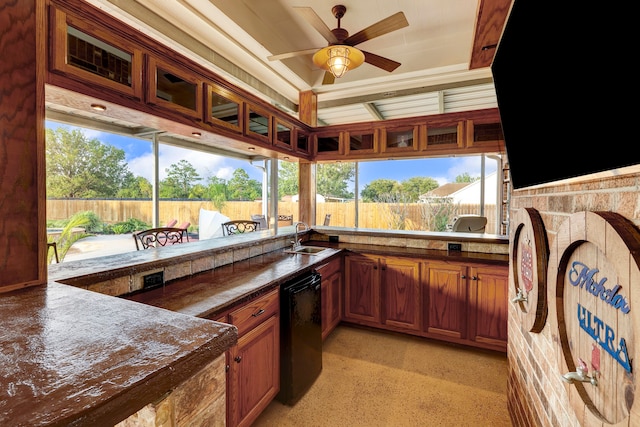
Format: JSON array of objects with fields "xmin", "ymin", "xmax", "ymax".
[
  {"xmin": 278, "ymin": 161, "xmax": 299, "ymax": 197},
  {"xmin": 48, "ymin": 211, "xmax": 96, "ymax": 263},
  {"xmin": 454, "ymin": 172, "xmax": 479, "ymax": 183},
  {"xmin": 399, "ymin": 177, "xmax": 439, "ymax": 202},
  {"xmin": 360, "ymin": 179, "xmax": 400, "ymax": 202},
  {"xmin": 361, "ymin": 176, "xmax": 439, "ymax": 203},
  {"xmin": 104, "ymin": 218, "xmax": 150, "ymax": 234},
  {"xmin": 46, "ymin": 127, "xmax": 132, "ymax": 198},
  {"xmin": 227, "ymin": 168, "xmax": 261, "ymax": 200},
  {"xmin": 160, "ymin": 159, "xmax": 202, "ymax": 198},
  {"xmin": 205, "ymin": 176, "xmax": 228, "ymax": 210},
  {"xmin": 317, "ymin": 163, "xmax": 355, "ymax": 200},
  {"xmin": 117, "ymin": 174, "xmax": 153, "ymax": 198}
]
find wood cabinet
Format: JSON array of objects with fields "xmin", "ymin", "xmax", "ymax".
[
  {"xmin": 343, "ymin": 253, "xmax": 380, "ymax": 325},
  {"xmin": 344, "ymin": 254, "xmax": 420, "ymax": 333},
  {"xmin": 422, "ymin": 260, "xmax": 508, "ymax": 352},
  {"xmin": 316, "ymin": 256, "xmax": 342, "ymax": 341},
  {"xmin": 466, "ymin": 264, "xmax": 508, "ymax": 349},
  {"xmin": 344, "ymin": 253, "xmax": 507, "ymax": 352},
  {"xmin": 422, "ymin": 261, "xmax": 468, "ymax": 340},
  {"xmin": 380, "ymin": 257, "xmax": 421, "ymax": 332},
  {"xmin": 218, "ymin": 288, "xmax": 280, "ymax": 427}
]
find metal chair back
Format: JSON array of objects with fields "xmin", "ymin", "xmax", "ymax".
[
  {"xmin": 222, "ymin": 220, "xmax": 260, "ymax": 236},
  {"xmin": 133, "ymin": 227, "xmax": 185, "ymax": 250}
]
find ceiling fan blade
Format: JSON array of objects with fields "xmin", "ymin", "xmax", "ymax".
[
  {"xmin": 293, "ymin": 6, "xmax": 339, "ymax": 44},
  {"xmin": 344, "ymin": 12, "xmax": 409, "ymax": 46},
  {"xmin": 268, "ymin": 48, "xmax": 322, "ymax": 61},
  {"xmin": 322, "ymin": 71, "xmax": 335, "ymax": 85},
  {"xmin": 361, "ymin": 51, "xmax": 401, "ymax": 72}
]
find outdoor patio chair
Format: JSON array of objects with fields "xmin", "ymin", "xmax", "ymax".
[
  {"xmin": 47, "ymin": 242, "xmax": 60, "ymax": 263},
  {"xmin": 221, "ymin": 220, "xmax": 260, "ymax": 236},
  {"xmin": 177, "ymin": 221, "xmax": 191, "ymax": 242},
  {"xmin": 133, "ymin": 227, "xmax": 185, "ymax": 250},
  {"xmin": 451, "ymin": 215, "xmax": 487, "ymax": 233},
  {"xmin": 251, "ymin": 214, "xmax": 268, "ymax": 230},
  {"xmin": 165, "ymin": 218, "xmax": 178, "ymax": 227},
  {"xmin": 323, "ymin": 214, "xmax": 331, "ymax": 226}
]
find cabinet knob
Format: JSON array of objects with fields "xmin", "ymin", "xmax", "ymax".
[
  {"xmin": 461, "ymin": 275, "xmax": 466, "ymax": 279},
  {"xmin": 470, "ymin": 276, "xmax": 478, "ymax": 281},
  {"xmin": 234, "ymin": 356, "xmax": 242, "ymax": 363}
]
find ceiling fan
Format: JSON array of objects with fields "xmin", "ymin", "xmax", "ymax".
[{"xmin": 267, "ymin": 5, "xmax": 409, "ymax": 84}]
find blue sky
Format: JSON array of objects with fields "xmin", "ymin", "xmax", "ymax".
[{"xmin": 46, "ymin": 121, "xmax": 496, "ymax": 189}]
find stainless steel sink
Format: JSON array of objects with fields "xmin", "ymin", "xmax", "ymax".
[{"xmin": 284, "ymin": 246, "xmax": 328, "ymax": 255}]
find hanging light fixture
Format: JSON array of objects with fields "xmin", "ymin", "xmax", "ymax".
[{"xmin": 313, "ymin": 44, "xmax": 365, "ymax": 79}]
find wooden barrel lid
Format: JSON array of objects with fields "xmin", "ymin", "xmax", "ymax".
[{"xmin": 548, "ymin": 211, "xmax": 640, "ymax": 424}]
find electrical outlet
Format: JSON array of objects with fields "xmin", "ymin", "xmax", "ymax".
[
  {"xmin": 143, "ymin": 271, "xmax": 164, "ymax": 289},
  {"xmin": 448, "ymin": 242, "xmax": 462, "ymax": 252}
]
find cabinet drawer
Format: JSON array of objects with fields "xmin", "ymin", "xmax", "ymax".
[
  {"xmin": 229, "ymin": 288, "xmax": 279, "ymax": 336},
  {"xmin": 316, "ymin": 257, "xmax": 341, "ymax": 278}
]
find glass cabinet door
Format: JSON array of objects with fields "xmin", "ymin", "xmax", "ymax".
[
  {"xmin": 206, "ymin": 83, "xmax": 242, "ymax": 133},
  {"xmin": 51, "ymin": 6, "xmax": 143, "ymax": 98},
  {"xmin": 382, "ymin": 126, "xmax": 417, "ymax": 152},
  {"xmin": 146, "ymin": 56, "xmax": 202, "ymax": 119},
  {"xmin": 245, "ymin": 105, "xmax": 271, "ymax": 143}
]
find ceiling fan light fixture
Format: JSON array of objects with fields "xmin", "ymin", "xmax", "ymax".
[{"xmin": 313, "ymin": 44, "xmax": 364, "ymax": 78}]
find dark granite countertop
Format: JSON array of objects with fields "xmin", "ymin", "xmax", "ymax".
[
  {"xmin": 126, "ymin": 247, "xmax": 342, "ymax": 319},
  {"xmin": 0, "ymin": 282, "xmax": 237, "ymax": 427}
]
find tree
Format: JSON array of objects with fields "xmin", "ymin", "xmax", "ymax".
[
  {"xmin": 117, "ymin": 174, "xmax": 152, "ymax": 198},
  {"xmin": 159, "ymin": 159, "xmax": 202, "ymax": 198},
  {"xmin": 360, "ymin": 179, "xmax": 400, "ymax": 202},
  {"xmin": 227, "ymin": 168, "xmax": 261, "ymax": 200},
  {"xmin": 278, "ymin": 161, "xmax": 299, "ymax": 198},
  {"xmin": 399, "ymin": 177, "xmax": 439, "ymax": 202},
  {"xmin": 455, "ymin": 172, "xmax": 479, "ymax": 183},
  {"xmin": 207, "ymin": 176, "xmax": 228, "ymax": 210},
  {"xmin": 46, "ymin": 127, "xmax": 132, "ymax": 198},
  {"xmin": 317, "ymin": 163, "xmax": 355, "ymax": 200}
]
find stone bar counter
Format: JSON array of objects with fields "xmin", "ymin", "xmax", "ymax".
[
  {"xmin": 0, "ymin": 282, "xmax": 237, "ymax": 426},
  {"xmin": 2, "ymin": 226, "xmax": 508, "ymax": 426}
]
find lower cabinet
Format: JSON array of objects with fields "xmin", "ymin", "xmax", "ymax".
[
  {"xmin": 422, "ymin": 260, "xmax": 508, "ymax": 351},
  {"xmin": 317, "ymin": 256, "xmax": 343, "ymax": 341},
  {"xmin": 344, "ymin": 254, "xmax": 421, "ymax": 333},
  {"xmin": 216, "ymin": 288, "xmax": 280, "ymax": 427},
  {"xmin": 344, "ymin": 253, "xmax": 508, "ymax": 352}
]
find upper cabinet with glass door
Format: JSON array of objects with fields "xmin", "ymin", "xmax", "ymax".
[
  {"xmin": 146, "ymin": 55, "xmax": 203, "ymax": 120},
  {"xmin": 245, "ymin": 104, "xmax": 272, "ymax": 144},
  {"xmin": 205, "ymin": 82, "xmax": 243, "ymax": 133},
  {"xmin": 424, "ymin": 120, "xmax": 465, "ymax": 152},
  {"xmin": 381, "ymin": 126, "xmax": 418, "ymax": 154},
  {"xmin": 50, "ymin": 5, "xmax": 143, "ymax": 99}
]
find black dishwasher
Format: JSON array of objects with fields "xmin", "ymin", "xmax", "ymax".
[{"xmin": 277, "ymin": 271, "xmax": 322, "ymax": 405}]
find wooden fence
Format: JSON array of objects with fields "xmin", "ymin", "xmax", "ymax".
[{"xmin": 47, "ymin": 199, "xmax": 498, "ymax": 234}]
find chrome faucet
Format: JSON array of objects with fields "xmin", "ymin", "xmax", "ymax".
[
  {"xmin": 562, "ymin": 360, "xmax": 598, "ymax": 386},
  {"xmin": 292, "ymin": 221, "xmax": 309, "ymax": 249}
]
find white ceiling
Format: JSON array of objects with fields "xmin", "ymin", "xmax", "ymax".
[{"xmin": 86, "ymin": 0, "xmax": 505, "ymax": 126}]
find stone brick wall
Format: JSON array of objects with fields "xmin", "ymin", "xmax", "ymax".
[{"xmin": 507, "ymin": 168, "xmax": 640, "ymax": 426}]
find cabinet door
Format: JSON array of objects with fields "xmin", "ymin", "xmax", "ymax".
[
  {"xmin": 228, "ymin": 314, "xmax": 280, "ymax": 427},
  {"xmin": 344, "ymin": 254, "xmax": 380, "ymax": 325},
  {"xmin": 422, "ymin": 261, "xmax": 468, "ymax": 340},
  {"xmin": 381, "ymin": 257, "xmax": 420, "ymax": 332},
  {"xmin": 467, "ymin": 265, "xmax": 508, "ymax": 351},
  {"xmin": 321, "ymin": 271, "xmax": 342, "ymax": 340}
]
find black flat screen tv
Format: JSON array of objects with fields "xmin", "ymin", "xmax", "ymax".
[{"xmin": 491, "ymin": 0, "xmax": 638, "ymax": 189}]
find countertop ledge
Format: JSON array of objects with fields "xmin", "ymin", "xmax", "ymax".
[{"xmin": 0, "ymin": 282, "xmax": 237, "ymax": 427}]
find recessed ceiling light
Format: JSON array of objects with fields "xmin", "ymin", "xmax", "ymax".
[
  {"xmin": 248, "ymin": 147, "xmax": 256, "ymax": 151},
  {"xmin": 90, "ymin": 103, "xmax": 107, "ymax": 111},
  {"xmin": 191, "ymin": 132, "xmax": 201, "ymax": 137}
]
